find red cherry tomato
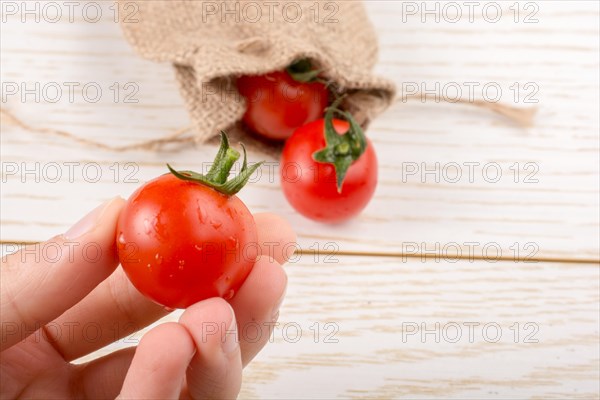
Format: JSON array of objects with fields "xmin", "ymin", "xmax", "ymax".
[
  {"xmin": 116, "ymin": 134, "xmax": 261, "ymax": 309},
  {"xmin": 237, "ymin": 70, "xmax": 328, "ymax": 140},
  {"xmin": 116, "ymin": 174, "xmax": 258, "ymax": 309},
  {"xmin": 280, "ymin": 119, "xmax": 378, "ymax": 223}
]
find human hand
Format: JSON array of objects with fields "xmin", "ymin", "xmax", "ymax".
[{"xmin": 1, "ymin": 197, "xmax": 295, "ymax": 399}]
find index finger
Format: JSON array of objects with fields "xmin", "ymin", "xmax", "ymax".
[{"xmin": 0, "ymin": 197, "xmax": 124, "ymax": 351}]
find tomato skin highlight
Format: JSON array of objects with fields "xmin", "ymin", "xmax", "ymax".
[
  {"xmin": 116, "ymin": 173, "xmax": 258, "ymax": 309},
  {"xmin": 237, "ymin": 71, "xmax": 329, "ymax": 140},
  {"xmin": 280, "ymin": 119, "xmax": 378, "ymax": 223}
]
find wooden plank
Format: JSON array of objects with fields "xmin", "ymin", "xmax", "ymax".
[
  {"xmin": 1, "ymin": 1, "xmax": 598, "ymax": 261},
  {"xmin": 237, "ymin": 256, "xmax": 600, "ymax": 399},
  {"xmin": 4, "ymin": 244, "xmax": 595, "ymax": 399}
]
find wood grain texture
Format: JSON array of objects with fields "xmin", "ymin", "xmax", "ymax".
[
  {"xmin": 7, "ymin": 251, "xmax": 591, "ymax": 399},
  {"xmin": 1, "ymin": 0, "xmax": 599, "ymax": 398},
  {"xmin": 238, "ymin": 256, "xmax": 600, "ymax": 399},
  {"xmin": 1, "ymin": 1, "xmax": 598, "ymax": 260}
]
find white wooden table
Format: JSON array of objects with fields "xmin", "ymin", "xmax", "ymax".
[{"xmin": 1, "ymin": 1, "xmax": 599, "ymax": 398}]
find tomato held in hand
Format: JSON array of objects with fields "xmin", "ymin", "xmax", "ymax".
[
  {"xmin": 280, "ymin": 99, "xmax": 378, "ymax": 223},
  {"xmin": 237, "ymin": 59, "xmax": 329, "ymax": 140},
  {"xmin": 117, "ymin": 134, "xmax": 262, "ymax": 309}
]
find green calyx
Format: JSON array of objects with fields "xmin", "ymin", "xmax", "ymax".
[
  {"xmin": 312, "ymin": 96, "xmax": 368, "ymax": 193},
  {"xmin": 286, "ymin": 58, "xmax": 321, "ymax": 83},
  {"xmin": 167, "ymin": 132, "xmax": 263, "ymax": 196}
]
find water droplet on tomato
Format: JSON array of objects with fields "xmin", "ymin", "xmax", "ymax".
[
  {"xmin": 211, "ymin": 220, "xmax": 223, "ymax": 229},
  {"xmin": 178, "ymin": 260, "xmax": 185, "ymax": 270},
  {"xmin": 118, "ymin": 233, "xmax": 126, "ymax": 244},
  {"xmin": 154, "ymin": 253, "xmax": 163, "ymax": 264},
  {"xmin": 223, "ymin": 289, "xmax": 235, "ymax": 300},
  {"xmin": 169, "ymin": 273, "xmax": 174, "ymax": 278},
  {"xmin": 146, "ymin": 263, "xmax": 152, "ymax": 270},
  {"xmin": 227, "ymin": 236, "xmax": 239, "ymax": 249},
  {"xmin": 194, "ymin": 244, "xmax": 203, "ymax": 251},
  {"xmin": 196, "ymin": 200, "xmax": 207, "ymax": 223}
]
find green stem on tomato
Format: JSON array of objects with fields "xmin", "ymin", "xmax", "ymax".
[
  {"xmin": 286, "ymin": 58, "xmax": 344, "ymax": 102},
  {"xmin": 312, "ymin": 96, "xmax": 368, "ymax": 193},
  {"xmin": 204, "ymin": 134, "xmax": 239, "ymax": 184},
  {"xmin": 287, "ymin": 59, "xmax": 365, "ymax": 191},
  {"xmin": 167, "ymin": 132, "xmax": 263, "ymax": 196},
  {"xmin": 286, "ymin": 59, "xmax": 322, "ymax": 83}
]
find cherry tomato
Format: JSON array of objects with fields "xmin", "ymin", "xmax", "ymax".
[
  {"xmin": 280, "ymin": 119, "xmax": 378, "ymax": 223},
  {"xmin": 237, "ymin": 70, "xmax": 328, "ymax": 140},
  {"xmin": 116, "ymin": 134, "xmax": 261, "ymax": 309}
]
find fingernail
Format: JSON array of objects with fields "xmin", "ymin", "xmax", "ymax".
[
  {"xmin": 222, "ymin": 306, "xmax": 239, "ymax": 354},
  {"xmin": 64, "ymin": 198, "xmax": 116, "ymax": 240}
]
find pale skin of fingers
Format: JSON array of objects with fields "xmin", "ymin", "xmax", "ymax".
[
  {"xmin": 89, "ymin": 299, "xmax": 244, "ymax": 399},
  {"xmin": 118, "ymin": 322, "xmax": 195, "ymax": 399},
  {"xmin": 47, "ymin": 267, "xmax": 165, "ymax": 361},
  {"xmin": 68, "ymin": 256, "xmax": 289, "ymax": 398},
  {"xmin": 178, "ymin": 298, "xmax": 243, "ymax": 400},
  {"xmin": 229, "ymin": 256, "xmax": 287, "ymax": 366},
  {"xmin": 74, "ymin": 347, "xmax": 135, "ymax": 399},
  {"xmin": 0, "ymin": 332, "xmax": 71, "ymax": 398},
  {"xmin": 47, "ymin": 212, "xmax": 295, "ymax": 361},
  {"xmin": 0, "ymin": 197, "xmax": 125, "ymax": 351},
  {"xmin": 254, "ymin": 213, "xmax": 297, "ymax": 264},
  {"xmin": 0, "ymin": 206, "xmax": 291, "ymax": 397}
]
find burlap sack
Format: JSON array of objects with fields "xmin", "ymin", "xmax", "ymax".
[{"xmin": 118, "ymin": 0, "xmax": 396, "ymax": 151}]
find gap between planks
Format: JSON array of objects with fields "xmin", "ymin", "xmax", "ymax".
[{"xmin": 2, "ymin": 241, "xmax": 599, "ymax": 265}]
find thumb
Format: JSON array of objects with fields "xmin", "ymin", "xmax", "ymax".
[{"xmin": 1, "ymin": 197, "xmax": 125, "ymax": 351}]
